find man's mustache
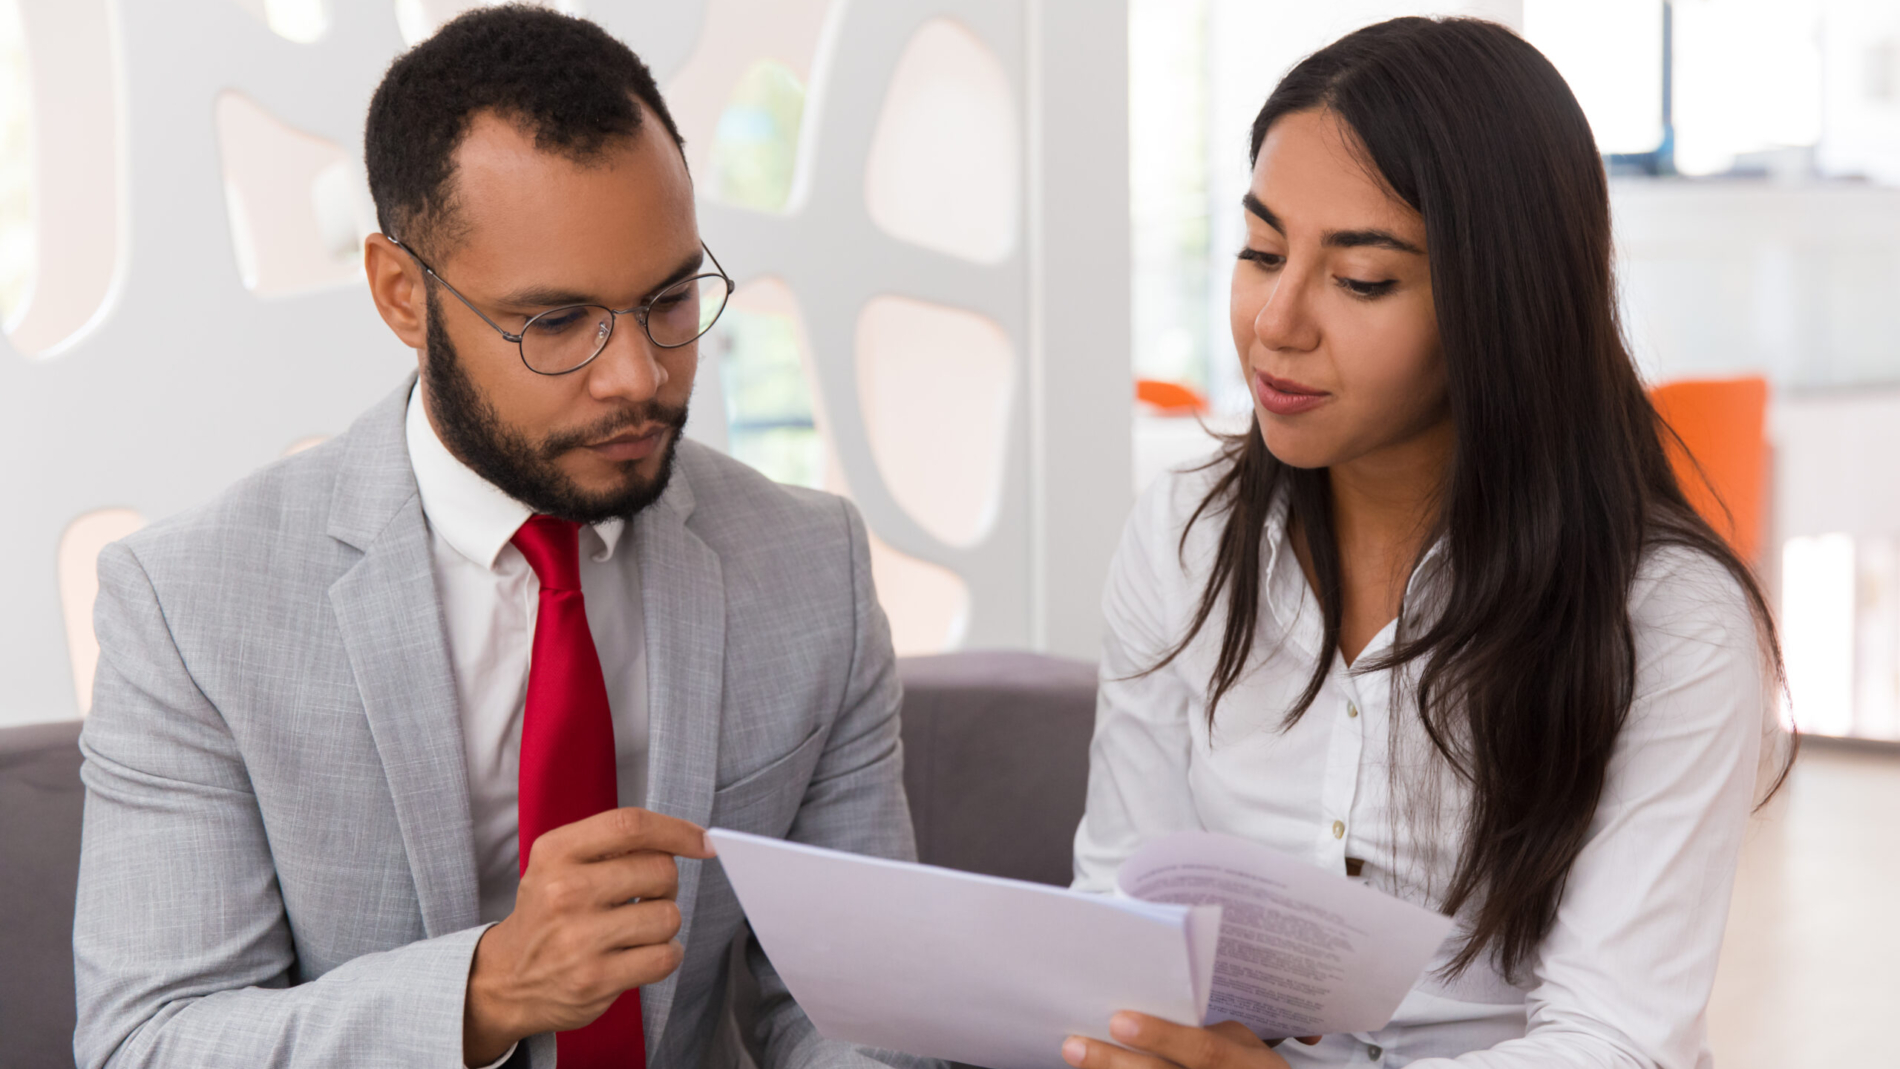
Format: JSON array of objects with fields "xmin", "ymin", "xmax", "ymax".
[{"xmin": 540, "ymin": 402, "xmax": 690, "ymax": 458}]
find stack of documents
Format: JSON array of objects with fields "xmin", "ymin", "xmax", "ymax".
[{"xmin": 709, "ymin": 828, "xmax": 1454, "ymax": 1069}]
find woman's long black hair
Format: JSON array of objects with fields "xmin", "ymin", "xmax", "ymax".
[{"xmin": 1159, "ymin": 17, "xmax": 1789, "ymax": 980}]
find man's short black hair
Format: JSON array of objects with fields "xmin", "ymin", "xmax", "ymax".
[{"xmin": 365, "ymin": 4, "xmax": 685, "ymax": 259}]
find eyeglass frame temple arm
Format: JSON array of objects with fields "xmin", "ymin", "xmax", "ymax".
[{"xmin": 383, "ymin": 234, "xmax": 527, "ymax": 342}]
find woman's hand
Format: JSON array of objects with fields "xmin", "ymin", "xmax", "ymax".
[{"xmin": 1062, "ymin": 1013, "xmax": 1320, "ymax": 1069}]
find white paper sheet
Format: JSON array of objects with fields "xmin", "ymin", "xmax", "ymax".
[
  {"xmin": 708, "ymin": 829, "xmax": 1221, "ymax": 1069},
  {"xmin": 709, "ymin": 828, "xmax": 1452, "ymax": 1066},
  {"xmin": 1115, "ymin": 831, "xmax": 1456, "ymax": 1038}
]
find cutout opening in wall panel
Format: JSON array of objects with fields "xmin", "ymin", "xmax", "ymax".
[
  {"xmin": 394, "ymin": 0, "xmax": 484, "ymax": 47},
  {"xmin": 0, "ymin": 0, "xmax": 33, "ymax": 332},
  {"xmin": 230, "ymin": 0, "xmax": 329, "ymax": 43},
  {"xmin": 394, "ymin": 0, "xmax": 582, "ymax": 47},
  {"xmin": 710, "ymin": 276, "xmax": 825, "ymax": 488},
  {"xmin": 3, "ymin": 0, "xmax": 119, "ymax": 358},
  {"xmin": 818, "ymin": 432, "xmax": 969, "ymax": 656},
  {"xmin": 864, "ymin": 17, "xmax": 1019, "ymax": 264},
  {"xmin": 868, "ymin": 533, "xmax": 969, "ymax": 655},
  {"xmin": 710, "ymin": 59, "xmax": 806, "ymax": 213},
  {"xmin": 856, "ymin": 295, "xmax": 1013, "ymax": 548},
  {"xmin": 664, "ymin": 0, "xmax": 834, "ymax": 197},
  {"xmin": 60, "ymin": 508, "xmax": 148, "ymax": 715},
  {"xmin": 702, "ymin": 277, "xmax": 974, "ymax": 654},
  {"xmin": 216, "ymin": 91, "xmax": 373, "ymax": 297}
]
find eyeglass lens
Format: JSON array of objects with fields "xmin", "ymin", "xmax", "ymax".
[{"xmin": 519, "ymin": 274, "xmax": 730, "ymax": 374}]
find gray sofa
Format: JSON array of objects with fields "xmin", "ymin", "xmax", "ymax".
[
  {"xmin": 0, "ymin": 650, "xmax": 1098, "ymax": 1069},
  {"xmin": 0, "ymin": 719, "xmax": 86, "ymax": 1069},
  {"xmin": 898, "ymin": 651, "xmax": 1097, "ymax": 888}
]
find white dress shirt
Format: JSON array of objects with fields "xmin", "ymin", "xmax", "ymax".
[
  {"xmin": 1074, "ymin": 460, "xmax": 1775, "ymax": 1068},
  {"xmin": 404, "ymin": 384, "xmax": 650, "ymax": 927}
]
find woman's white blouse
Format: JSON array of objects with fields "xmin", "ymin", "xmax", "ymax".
[{"xmin": 1072, "ymin": 461, "xmax": 1775, "ymax": 1069}]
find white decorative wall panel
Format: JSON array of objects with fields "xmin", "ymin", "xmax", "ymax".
[{"xmin": 0, "ymin": 0, "xmax": 1131, "ymax": 727}]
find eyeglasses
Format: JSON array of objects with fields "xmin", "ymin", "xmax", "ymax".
[{"xmin": 385, "ymin": 235, "xmax": 735, "ymax": 376}]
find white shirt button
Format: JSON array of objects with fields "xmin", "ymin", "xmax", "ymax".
[
  {"xmin": 1332, "ymin": 820, "xmax": 1346, "ymax": 839},
  {"xmin": 1348, "ymin": 702, "xmax": 1359, "ymax": 718},
  {"xmin": 1367, "ymin": 1044, "xmax": 1384, "ymax": 1060}
]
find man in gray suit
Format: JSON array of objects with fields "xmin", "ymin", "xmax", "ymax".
[{"xmin": 73, "ymin": 9, "xmax": 918, "ymax": 1069}]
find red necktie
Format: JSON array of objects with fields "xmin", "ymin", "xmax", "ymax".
[{"xmin": 512, "ymin": 515, "xmax": 646, "ymax": 1069}]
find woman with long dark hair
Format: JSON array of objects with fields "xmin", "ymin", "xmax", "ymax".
[{"xmin": 1063, "ymin": 17, "xmax": 1787, "ymax": 1069}]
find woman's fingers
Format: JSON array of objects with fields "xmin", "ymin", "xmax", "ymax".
[
  {"xmin": 1131, "ymin": 1013, "xmax": 1287, "ymax": 1069},
  {"xmin": 1062, "ymin": 1014, "xmax": 1291, "ymax": 1069},
  {"xmin": 1061, "ymin": 1035, "xmax": 1175, "ymax": 1069},
  {"xmin": 1111, "ymin": 1013, "xmax": 1236, "ymax": 1069},
  {"xmin": 1204, "ymin": 1021, "xmax": 1265, "ymax": 1046}
]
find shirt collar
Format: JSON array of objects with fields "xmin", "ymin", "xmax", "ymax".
[
  {"xmin": 404, "ymin": 382, "xmax": 625, "ymax": 571},
  {"xmin": 1258, "ymin": 490, "xmax": 1309, "ymax": 643},
  {"xmin": 1256, "ymin": 482, "xmax": 1450, "ymax": 654}
]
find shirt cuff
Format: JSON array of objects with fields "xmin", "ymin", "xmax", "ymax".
[{"xmin": 472, "ymin": 1041, "xmax": 519, "ymax": 1069}]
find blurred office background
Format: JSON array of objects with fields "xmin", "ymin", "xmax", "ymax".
[
  {"xmin": 0, "ymin": 1, "xmax": 1894, "ymax": 1066},
  {"xmin": 1133, "ymin": 0, "xmax": 1900, "ymax": 746},
  {"xmin": 1131, "ymin": 6, "xmax": 1900, "ymax": 1066},
  {"xmin": 0, "ymin": 0, "xmax": 1129, "ymax": 722}
]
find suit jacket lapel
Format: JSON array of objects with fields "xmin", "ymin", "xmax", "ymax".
[
  {"xmin": 326, "ymin": 381, "xmax": 480, "ymax": 938},
  {"xmin": 632, "ymin": 467, "xmax": 725, "ymax": 1048},
  {"xmin": 322, "ymin": 384, "xmax": 724, "ymax": 1049}
]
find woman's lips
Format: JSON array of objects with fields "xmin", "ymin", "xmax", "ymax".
[
  {"xmin": 1253, "ymin": 371, "xmax": 1331, "ymax": 416},
  {"xmin": 586, "ymin": 427, "xmax": 667, "ymax": 462}
]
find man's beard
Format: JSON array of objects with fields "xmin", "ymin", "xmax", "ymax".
[{"xmin": 422, "ymin": 287, "xmax": 688, "ymax": 525}]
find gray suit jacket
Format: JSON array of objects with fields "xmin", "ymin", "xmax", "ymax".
[{"xmin": 73, "ymin": 382, "xmax": 921, "ymax": 1069}]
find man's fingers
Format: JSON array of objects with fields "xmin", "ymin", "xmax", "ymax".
[
  {"xmin": 592, "ymin": 896, "xmax": 684, "ymax": 953},
  {"xmin": 587, "ymin": 850, "xmax": 680, "ymax": 905},
  {"xmin": 603, "ymin": 938, "xmax": 687, "ymax": 991},
  {"xmin": 534, "ymin": 807, "xmax": 711, "ymax": 866},
  {"xmin": 549, "ymin": 911, "xmax": 686, "ymax": 1005},
  {"xmin": 553, "ymin": 936, "xmax": 688, "ymax": 1013},
  {"xmin": 1062, "ymin": 1036, "xmax": 1175, "ymax": 1069}
]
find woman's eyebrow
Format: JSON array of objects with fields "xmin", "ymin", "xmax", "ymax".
[
  {"xmin": 1241, "ymin": 192, "xmax": 1284, "ymax": 233},
  {"xmin": 1242, "ymin": 191, "xmax": 1424, "ymax": 255},
  {"xmin": 1324, "ymin": 229, "xmax": 1424, "ymax": 254}
]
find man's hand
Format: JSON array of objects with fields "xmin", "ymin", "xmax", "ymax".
[
  {"xmin": 463, "ymin": 808, "xmax": 714, "ymax": 1066},
  {"xmin": 1062, "ymin": 1012, "xmax": 1321, "ymax": 1069}
]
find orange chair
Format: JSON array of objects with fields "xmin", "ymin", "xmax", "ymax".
[
  {"xmin": 1648, "ymin": 376, "xmax": 1769, "ymax": 564},
  {"xmin": 1136, "ymin": 378, "xmax": 1208, "ymax": 415}
]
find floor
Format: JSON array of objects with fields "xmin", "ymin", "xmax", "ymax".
[{"xmin": 1706, "ymin": 742, "xmax": 1900, "ymax": 1068}]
